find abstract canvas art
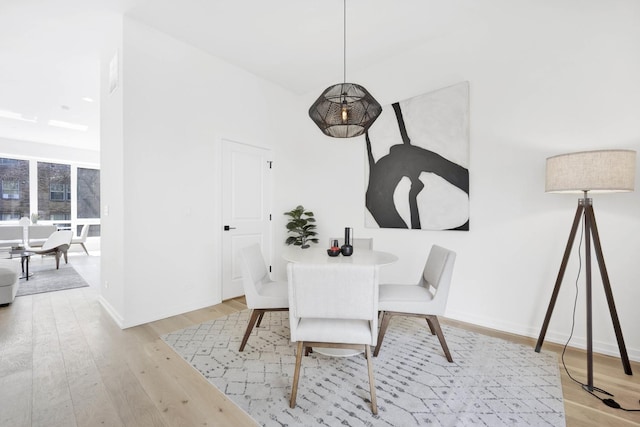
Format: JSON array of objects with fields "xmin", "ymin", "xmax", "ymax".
[{"xmin": 365, "ymin": 82, "xmax": 470, "ymax": 230}]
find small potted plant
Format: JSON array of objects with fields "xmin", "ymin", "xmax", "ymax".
[{"xmin": 284, "ymin": 205, "xmax": 319, "ymax": 249}]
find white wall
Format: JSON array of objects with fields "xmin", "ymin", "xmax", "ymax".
[
  {"xmin": 0, "ymin": 137, "xmax": 99, "ymax": 165},
  {"xmin": 100, "ymin": 17, "xmax": 299, "ymax": 327},
  {"xmin": 99, "ymin": 14, "xmax": 125, "ymax": 325},
  {"xmin": 272, "ymin": 0, "xmax": 640, "ymax": 361},
  {"xmin": 99, "ymin": 1, "xmax": 640, "ymax": 362}
]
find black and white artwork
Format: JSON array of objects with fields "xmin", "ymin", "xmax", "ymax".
[{"xmin": 365, "ymin": 82, "xmax": 470, "ymax": 231}]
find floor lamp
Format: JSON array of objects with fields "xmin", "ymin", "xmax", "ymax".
[{"xmin": 535, "ymin": 149, "xmax": 636, "ymax": 392}]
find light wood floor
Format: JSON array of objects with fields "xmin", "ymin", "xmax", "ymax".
[{"xmin": 1, "ymin": 257, "xmax": 639, "ymax": 426}]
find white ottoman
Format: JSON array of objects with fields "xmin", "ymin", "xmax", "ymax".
[{"xmin": 0, "ymin": 260, "xmax": 20, "ymax": 306}]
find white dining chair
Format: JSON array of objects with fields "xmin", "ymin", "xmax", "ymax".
[
  {"xmin": 71, "ymin": 224, "xmax": 90, "ymax": 255},
  {"xmin": 238, "ymin": 243, "xmax": 289, "ymax": 352},
  {"xmin": 287, "ymin": 262, "xmax": 380, "ymax": 414},
  {"xmin": 328, "ymin": 237, "xmax": 373, "ymax": 250},
  {"xmin": 374, "ymin": 245, "xmax": 456, "ymax": 362}
]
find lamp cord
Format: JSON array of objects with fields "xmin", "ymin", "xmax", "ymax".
[{"xmin": 561, "ymin": 215, "xmax": 640, "ymax": 412}]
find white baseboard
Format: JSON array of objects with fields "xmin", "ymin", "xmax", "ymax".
[
  {"xmin": 446, "ymin": 309, "xmax": 640, "ymax": 362},
  {"xmin": 98, "ymin": 295, "xmax": 124, "ymax": 329}
]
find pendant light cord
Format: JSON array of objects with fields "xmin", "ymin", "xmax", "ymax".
[{"xmin": 343, "ymin": 0, "xmax": 346, "ymax": 84}]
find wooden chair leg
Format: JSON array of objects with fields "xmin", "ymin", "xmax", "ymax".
[
  {"xmin": 290, "ymin": 341, "xmax": 304, "ymax": 408},
  {"xmin": 425, "ymin": 317, "xmax": 437, "ymax": 335},
  {"xmin": 365, "ymin": 345, "xmax": 378, "ymax": 415},
  {"xmin": 239, "ymin": 309, "xmax": 263, "ymax": 352},
  {"xmin": 426, "ymin": 315, "xmax": 453, "ymax": 362},
  {"xmin": 63, "ymin": 249, "xmax": 68, "ymax": 264},
  {"xmin": 373, "ymin": 311, "xmax": 392, "ymax": 357},
  {"xmin": 80, "ymin": 243, "xmax": 89, "ymax": 255},
  {"xmin": 256, "ymin": 312, "xmax": 265, "ymax": 328},
  {"xmin": 55, "ymin": 251, "xmax": 61, "ymax": 269}
]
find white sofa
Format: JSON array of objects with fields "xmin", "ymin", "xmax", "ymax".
[
  {"xmin": 0, "ymin": 260, "xmax": 19, "ymax": 305},
  {"xmin": 0, "ymin": 225, "xmax": 24, "ymax": 249}
]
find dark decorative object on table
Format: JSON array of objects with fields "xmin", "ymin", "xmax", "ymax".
[
  {"xmin": 284, "ymin": 205, "xmax": 319, "ymax": 249},
  {"xmin": 328, "ymin": 239, "xmax": 341, "ymax": 257},
  {"xmin": 340, "ymin": 227, "xmax": 353, "ymax": 256},
  {"xmin": 327, "ymin": 248, "xmax": 341, "ymax": 257}
]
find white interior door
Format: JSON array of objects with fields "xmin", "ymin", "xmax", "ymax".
[{"xmin": 221, "ymin": 139, "xmax": 272, "ymax": 300}]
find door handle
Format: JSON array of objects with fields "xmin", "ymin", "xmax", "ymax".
[{"xmin": 224, "ymin": 225, "xmax": 237, "ymax": 231}]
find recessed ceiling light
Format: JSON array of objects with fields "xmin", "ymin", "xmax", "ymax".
[
  {"xmin": 47, "ymin": 119, "xmax": 88, "ymax": 132},
  {"xmin": 82, "ymin": 97, "xmax": 94, "ymax": 103},
  {"xmin": 0, "ymin": 109, "xmax": 37, "ymax": 123}
]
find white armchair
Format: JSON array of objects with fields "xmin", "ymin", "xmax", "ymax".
[
  {"xmin": 238, "ymin": 243, "xmax": 288, "ymax": 352},
  {"xmin": 287, "ymin": 262, "xmax": 380, "ymax": 414},
  {"xmin": 374, "ymin": 245, "xmax": 456, "ymax": 362},
  {"xmin": 33, "ymin": 230, "xmax": 73, "ymax": 269},
  {"xmin": 71, "ymin": 224, "xmax": 90, "ymax": 255},
  {"xmin": 27, "ymin": 225, "xmax": 57, "ymax": 248}
]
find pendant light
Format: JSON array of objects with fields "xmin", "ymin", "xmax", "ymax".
[{"xmin": 308, "ymin": 0, "xmax": 382, "ymax": 138}]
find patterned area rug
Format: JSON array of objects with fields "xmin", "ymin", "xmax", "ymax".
[
  {"xmin": 16, "ymin": 262, "xmax": 89, "ymax": 297},
  {"xmin": 162, "ymin": 311, "xmax": 565, "ymax": 427}
]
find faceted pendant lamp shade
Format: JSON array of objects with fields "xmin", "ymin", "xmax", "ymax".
[
  {"xmin": 309, "ymin": 83, "xmax": 382, "ymax": 138},
  {"xmin": 545, "ymin": 149, "xmax": 636, "ymax": 193}
]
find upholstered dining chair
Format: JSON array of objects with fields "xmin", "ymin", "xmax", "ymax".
[
  {"xmin": 328, "ymin": 237, "xmax": 374, "ymax": 250},
  {"xmin": 238, "ymin": 243, "xmax": 289, "ymax": 352},
  {"xmin": 33, "ymin": 230, "xmax": 73, "ymax": 269},
  {"xmin": 71, "ymin": 224, "xmax": 90, "ymax": 255},
  {"xmin": 287, "ymin": 262, "xmax": 380, "ymax": 414},
  {"xmin": 374, "ymin": 244, "xmax": 456, "ymax": 362}
]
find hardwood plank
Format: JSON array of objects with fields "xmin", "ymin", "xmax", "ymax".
[
  {"xmin": 66, "ymin": 287, "xmax": 168, "ymax": 427},
  {"xmin": 0, "ymin": 369, "xmax": 32, "ymax": 427},
  {"xmin": 0, "ymin": 292, "xmax": 33, "ymax": 427},
  {"xmin": 31, "ymin": 293, "xmax": 77, "ymax": 427},
  {"xmin": 49, "ymin": 290, "xmax": 125, "ymax": 427},
  {"xmin": 140, "ymin": 331, "xmax": 258, "ymax": 427},
  {"xmin": 0, "ymin": 293, "xmax": 33, "ymax": 378},
  {"xmin": 117, "ymin": 310, "xmax": 256, "ymax": 426}
]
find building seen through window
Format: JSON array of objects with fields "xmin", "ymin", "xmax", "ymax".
[
  {"xmin": 0, "ymin": 157, "xmax": 100, "ymax": 235},
  {"xmin": 0, "ymin": 158, "xmax": 30, "ymax": 219},
  {"xmin": 38, "ymin": 162, "xmax": 71, "ymax": 226}
]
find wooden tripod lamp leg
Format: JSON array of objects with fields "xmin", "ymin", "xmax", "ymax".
[
  {"xmin": 585, "ymin": 204, "xmax": 632, "ymax": 376},
  {"xmin": 537, "ymin": 198, "xmax": 633, "ymax": 388}
]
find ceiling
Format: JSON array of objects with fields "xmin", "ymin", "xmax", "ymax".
[{"xmin": 0, "ymin": 0, "xmax": 480, "ymax": 152}]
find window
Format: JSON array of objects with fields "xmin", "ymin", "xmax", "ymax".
[
  {"xmin": 38, "ymin": 162, "xmax": 71, "ymax": 221},
  {"xmin": 0, "ymin": 213, "xmax": 20, "ymax": 221},
  {"xmin": 1, "ymin": 158, "xmax": 99, "ymax": 235},
  {"xmin": 50, "ymin": 212, "xmax": 70, "ymax": 221},
  {"xmin": 2, "ymin": 180, "xmax": 19, "ymax": 199},
  {"xmin": 0, "ymin": 157, "xmax": 29, "ymax": 218},
  {"xmin": 50, "ymin": 183, "xmax": 68, "ymax": 200},
  {"xmin": 77, "ymin": 168, "xmax": 100, "ymax": 218}
]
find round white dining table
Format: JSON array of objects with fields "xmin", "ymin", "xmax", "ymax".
[
  {"xmin": 282, "ymin": 246, "xmax": 398, "ymax": 357},
  {"xmin": 282, "ymin": 247, "xmax": 398, "ymax": 266}
]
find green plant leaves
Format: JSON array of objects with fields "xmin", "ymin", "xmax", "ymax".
[{"xmin": 284, "ymin": 205, "xmax": 318, "ymax": 247}]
